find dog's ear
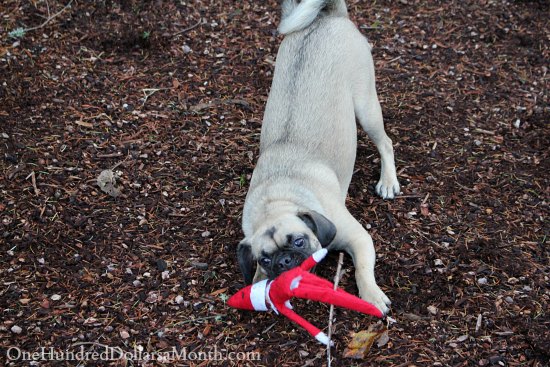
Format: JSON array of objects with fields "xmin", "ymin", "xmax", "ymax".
[
  {"xmin": 237, "ymin": 240, "xmax": 255, "ymax": 284},
  {"xmin": 298, "ymin": 211, "xmax": 336, "ymax": 247}
]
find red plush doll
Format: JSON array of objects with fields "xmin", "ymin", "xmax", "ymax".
[{"xmin": 228, "ymin": 248, "xmax": 383, "ymax": 345}]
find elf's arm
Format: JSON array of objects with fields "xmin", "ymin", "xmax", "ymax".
[{"xmin": 299, "ymin": 248, "xmax": 328, "ymax": 271}]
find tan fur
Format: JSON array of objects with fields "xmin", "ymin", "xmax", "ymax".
[{"xmin": 241, "ymin": 3, "xmax": 399, "ymax": 314}]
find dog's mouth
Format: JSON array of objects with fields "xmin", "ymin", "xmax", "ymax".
[{"xmin": 265, "ymin": 249, "xmax": 311, "ymax": 279}]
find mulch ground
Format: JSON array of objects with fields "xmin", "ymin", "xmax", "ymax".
[{"xmin": 1, "ymin": 1, "xmax": 548, "ymax": 366}]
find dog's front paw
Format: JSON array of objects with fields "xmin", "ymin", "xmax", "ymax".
[
  {"xmin": 358, "ymin": 282, "xmax": 391, "ymax": 316},
  {"xmin": 376, "ymin": 176, "xmax": 400, "ymax": 199}
]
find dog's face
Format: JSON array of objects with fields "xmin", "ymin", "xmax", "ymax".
[{"xmin": 237, "ymin": 211, "xmax": 336, "ymax": 284}]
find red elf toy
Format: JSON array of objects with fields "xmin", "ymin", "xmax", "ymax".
[{"xmin": 228, "ymin": 248, "xmax": 383, "ymax": 345}]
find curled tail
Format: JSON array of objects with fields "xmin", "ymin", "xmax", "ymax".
[{"xmin": 279, "ymin": 0, "xmax": 348, "ymax": 35}]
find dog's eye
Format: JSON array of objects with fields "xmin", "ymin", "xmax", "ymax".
[
  {"xmin": 260, "ymin": 257, "xmax": 271, "ymax": 267},
  {"xmin": 293, "ymin": 237, "xmax": 305, "ymax": 248}
]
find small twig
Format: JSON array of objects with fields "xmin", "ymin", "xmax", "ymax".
[
  {"xmin": 173, "ymin": 18, "xmax": 203, "ymax": 36},
  {"xmin": 360, "ymin": 25, "xmax": 385, "ymax": 30},
  {"xmin": 327, "ymin": 252, "xmax": 345, "ymax": 367},
  {"xmin": 379, "ymin": 54, "xmax": 403, "ymax": 68},
  {"xmin": 421, "ymin": 192, "xmax": 430, "ymax": 205},
  {"xmin": 455, "ymin": 181, "xmax": 477, "ymax": 192},
  {"xmin": 413, "ymin": 229, "xmax": 442, "ymax": 248},
  {"xmin": 25, "ymin": 171, "xmax": 40, "ymax": 196},
  {"xmin": 395, "ymin": 194, "xmax": 424, "ymax": 199},
  {"xmin": 24, "ymin": 0, "xmax": 73, "ymax": 32},
  {"xmin": 474, "ymin": 128, "xmax": 496, "ymax": 135},
  {"xmin": 45, "ymin": 0, "xmax": 51, "ymax": 19},
  {"xmin": 96, "ymin": 152, "xmax": 123, "ymax": 159},
  {"xmin": 141, "ymin": 88, "xmax": 170, "ymax": 106},
  {"xmin": 190, "ymin": 98, "xmax": 251, "ymax": 113},
  {"xmin": 81, "ymin": 113, "xmax": 113, "ymax": 122},
  {"xmin": 475, "ymin": 314, "xmax": 483, "ymax": 333}
]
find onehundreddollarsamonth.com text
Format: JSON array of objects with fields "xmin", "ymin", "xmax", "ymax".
[{"xmin": 5, "ymin": 344, "xmax": 261, "ymax": 363}]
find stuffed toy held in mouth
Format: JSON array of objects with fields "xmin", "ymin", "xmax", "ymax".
[{"xmin": 228, "ymin": 248, "xmax": 383, "ymax": 346}]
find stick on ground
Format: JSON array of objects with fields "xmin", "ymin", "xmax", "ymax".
[
  {"xmin": 327, "ymin": 252, "xmax": 345, "ymax": 367},
  {"xmin": 25, "ymin": 0, "xmax": 73, "ymax": 32}
]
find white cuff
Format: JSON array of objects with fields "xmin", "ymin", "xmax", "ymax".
[
  {"xmin": 315, "ymin": 332, "xmax": 333, "ymax": 346},
  {"xmin": 250, "ymin": 279, "xmax": 268, "ymax": 311},
  {"xmin": 312, "ymin": 248, "xmax": 328, "ymax": 263}
]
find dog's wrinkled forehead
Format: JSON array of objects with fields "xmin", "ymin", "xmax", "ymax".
[{"xmin": 251, "ymin": 216, "xmax": 314, "ymax": 258}]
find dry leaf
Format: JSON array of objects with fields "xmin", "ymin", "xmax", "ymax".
[
  {"xmin": 97, "ymin": 169, "xmax": 122, "ymax": 197},
  {"xmin": 343, "ymin": 331, "xmax": 380, "ymax": 359},
  {"xmin": 427, "ymin": 305, "xmax": 439, "ymax": 315},
  {"xmin": 377, "ymin": 329, "xmax": 390, "ymax": 347},
  {"xmin": 210, "ymin": 288, "xmax": 228, "ymax": 296},
  {"xmin": 81, "ymin": 274, "xmax": 95, "ymax": 283},
  {"xmin": 157, "ymin": 340, "xmax": 169, "ymax": 349},
  {"xmin": 344, "ymin": 324, "xmax": 388, "ymax": 359},
  {"xmin": 420, "ymin": 203, "xmax": 430, "ymax": 216},
  {"xmin": 83, "ymin": 317, "xmax": 98, "ymax": 325},
  {"xmin": 40, "ymin": 298, "xmax": 50, "ymax": 309},
  {"xmin": 145, "ymin": 292, "xmax": 160, "ymax": 303},
  {"xmin": 120, "ymin": 330, "xmax": 130, "ymax": 339}
]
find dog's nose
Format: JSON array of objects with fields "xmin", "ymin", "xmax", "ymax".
[{"xmin": 277, "ymin": 254, "xmax": 293, "ymax": 270}]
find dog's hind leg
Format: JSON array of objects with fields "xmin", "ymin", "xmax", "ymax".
[{"xmin": 353, "ymin": 48, "xmax": 400, "ymax": 199}]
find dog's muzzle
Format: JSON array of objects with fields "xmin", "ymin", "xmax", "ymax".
[{"xmin": 270, "ymin": 250, "xmax": 309, "ymax": 278}]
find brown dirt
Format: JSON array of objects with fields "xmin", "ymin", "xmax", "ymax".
[{"xmin": 1, "ymin": 1, "xmax": 548, "ymax": 366}]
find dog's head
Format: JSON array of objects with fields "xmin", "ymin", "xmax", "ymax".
[{"xmin": 237, "ymin": 211, "xmax": 336, "ymax": 284}]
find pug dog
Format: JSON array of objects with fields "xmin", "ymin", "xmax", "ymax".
[{"xmin": 237, "ymin": 0, "xmax": 400, "ymax": 314}]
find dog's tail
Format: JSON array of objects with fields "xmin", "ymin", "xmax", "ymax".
[{"xmin": 279, "ymin": 0, "xmax": 348, "ymax": 35}]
